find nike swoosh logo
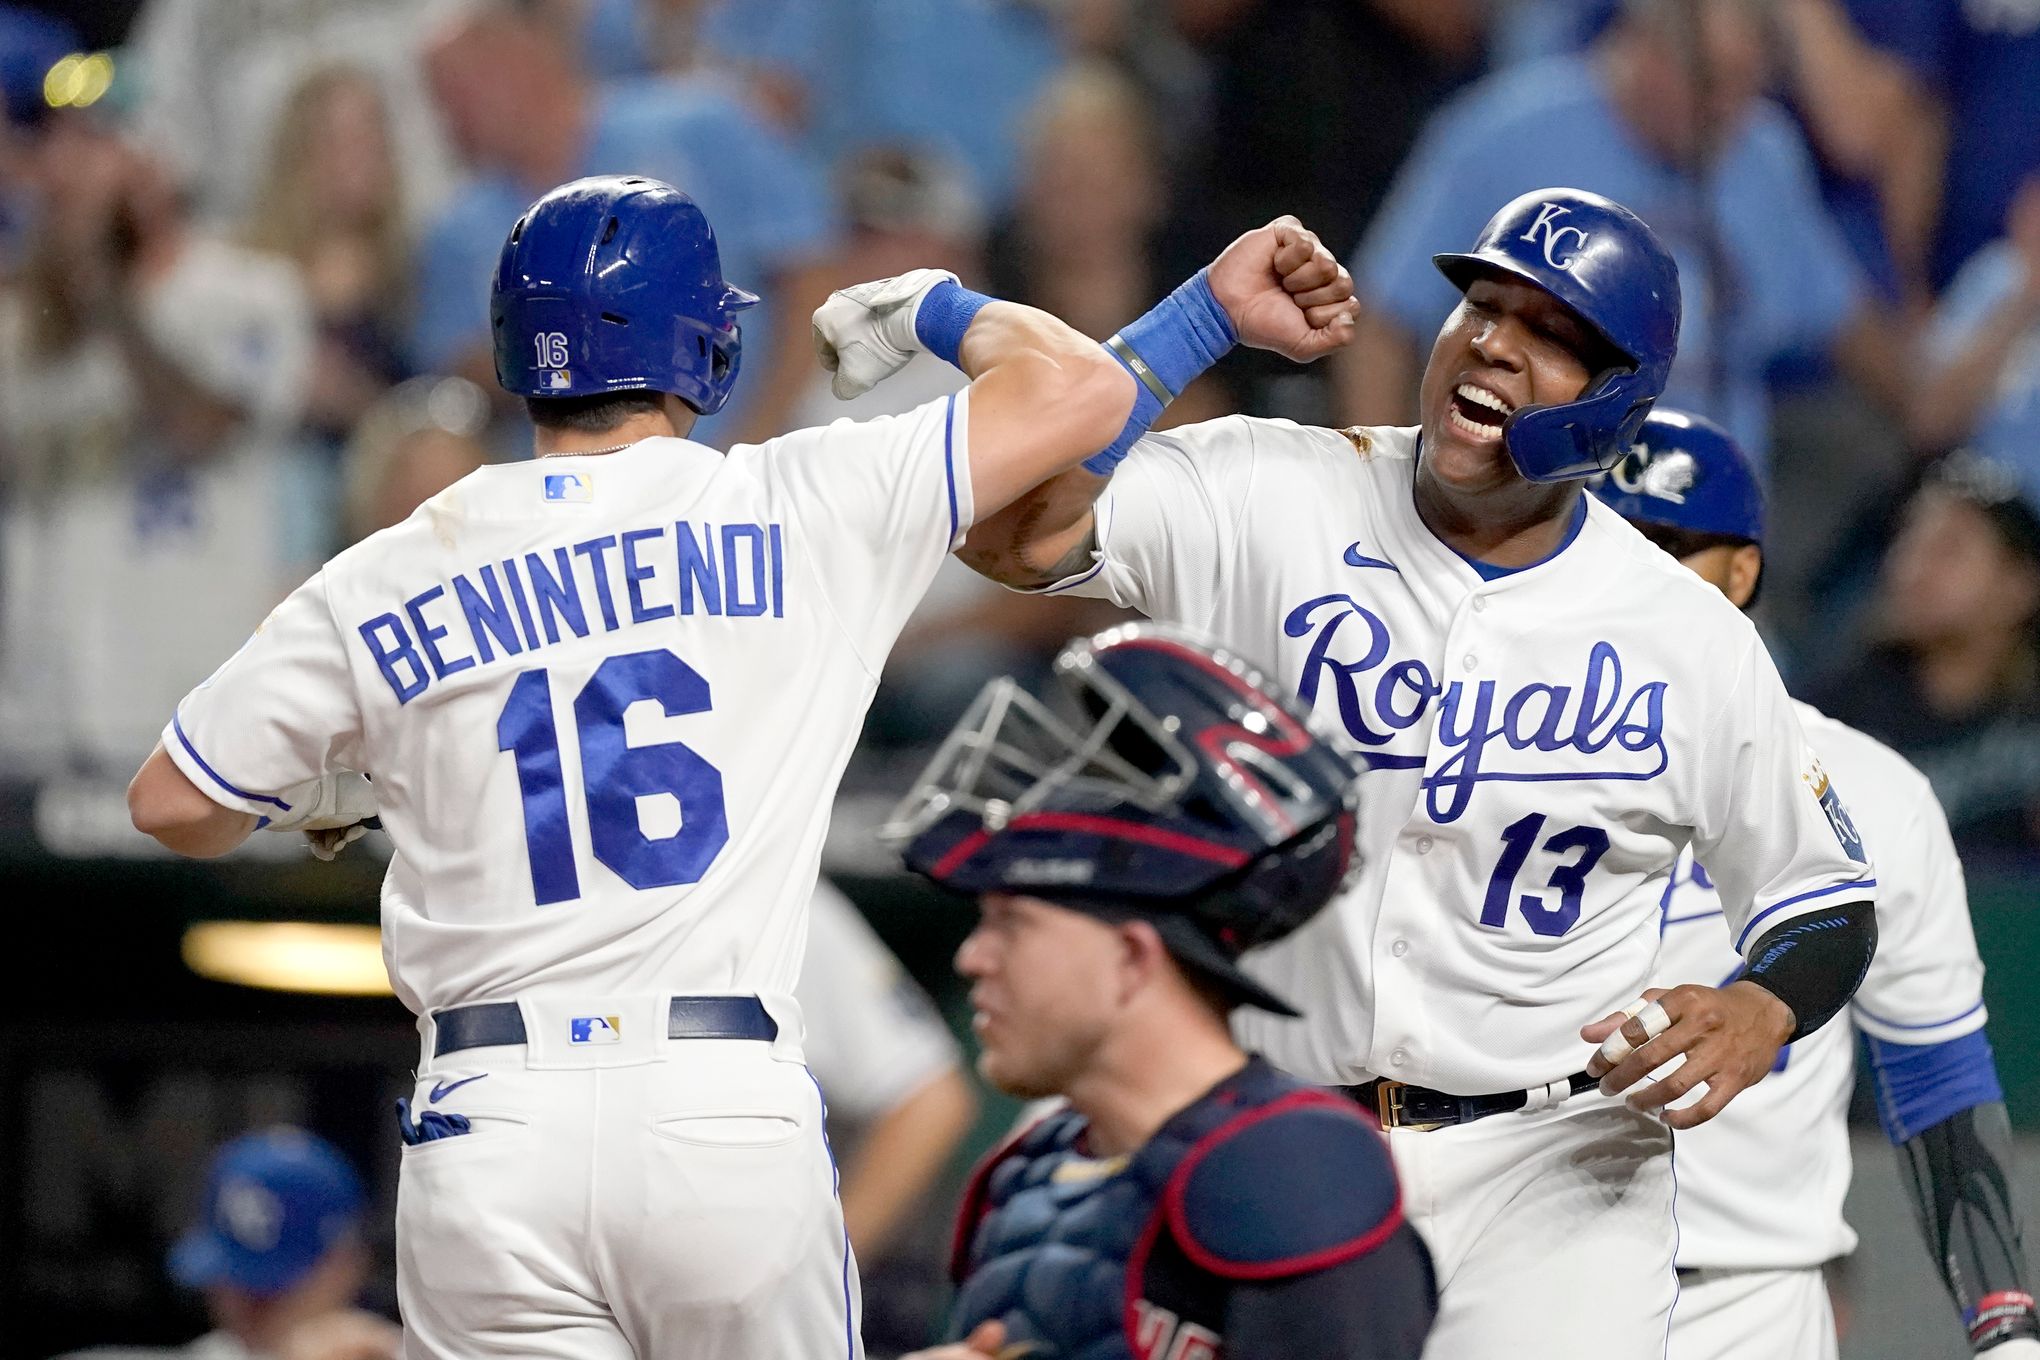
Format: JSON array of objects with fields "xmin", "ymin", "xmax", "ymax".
[
  {"xmin": 428, "ymin": 1074, "xmax": 487, "ymax": 1103},
  {"xmin": 1343, "ymin": 542, "xmax": 1399, "ymax": 571}
]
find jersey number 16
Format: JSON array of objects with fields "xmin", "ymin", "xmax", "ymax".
[{"xmin": 497, "ymin": 648, "xmax": 729, "ymax": 906}]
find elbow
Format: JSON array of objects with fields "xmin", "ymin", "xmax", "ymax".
[
  {"xmin": 127, "ymin": 765, "xmax": 178, "ymax": 840},
  {"xmin": 1061, "ymin": 346, "xmax": 1137, "ymax": 452}
]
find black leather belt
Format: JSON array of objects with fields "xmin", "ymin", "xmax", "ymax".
[
  {"xmin": 1345, "ymin": 1072, "xmax": 1598, "ymax": 1131},
  {"xmin": 431, "ymin": 995, "xmax": 777, "ymax": 1057}
]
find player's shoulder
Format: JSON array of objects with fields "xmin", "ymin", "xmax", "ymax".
[
  {"xmin": 1580, "ymin": 498, "xmax": 1761, "ymax": 637},
  {"xmin": 1136, "ymin": 416, "xmax": 1414, "ymax": 486},
  {"xmin": 1166, "ymin": 1072, "xmax": 1403, "ymax": 1280},
  {"xmin": 1790, "ymin": 699, "xmax": 1939, "ymax": 818}
]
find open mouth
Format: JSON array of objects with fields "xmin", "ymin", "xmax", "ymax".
[{"xmin": 1448, "ymin": 382, "xmax": 1515, "ymax": 443}]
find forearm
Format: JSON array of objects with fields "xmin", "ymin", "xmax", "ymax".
[
  {"xmin": 127, "ymin": 743, "xmax": 260, "ymax": 857},
  {"xmin": 1898, "ymin": 1101, "xmax": 2039, "ymax": 1352},
  {"xmin": 109, "ymin": 303, "xmax": 245, "ymax": 460},
  {"xmin": 951, "ymin": 299, "xmax": 1134, "ymax": 515},
  {"xmin": 1734, "ymin": 899, "xmax": 1876, "ymax": 1040},
  {"xmin": 837, "ymin": 1069, "xmax": 978, "ymax": 1261},
  {"xmin": 1912, "ymin": 287, "xmax": 2040, "ymax": 447},
  {"xmin": 1779, "ymin": 0, "xmax": 1912, "ymax": 177}
]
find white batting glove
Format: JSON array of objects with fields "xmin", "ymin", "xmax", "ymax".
[
  {"xmin": 811, "ymin": 268, "xmax": 957, "ymax": 400},
  {"xmin": 1985, "ymin": 1340, "xmax": 2040, "ymax": 1358},
  {"xmin": 263, "ymin": 772, "xmax": 378, "ymax": 860}
]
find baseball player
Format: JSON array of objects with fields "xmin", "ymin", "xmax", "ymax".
[
  {"xmin": 844, "ymin": 186, "xmax": 1881, "ymax": 1356},
  {"xmin": 1591, "ymin": 410, "xmax": 2039, "ymax": 1360},
  {"xmin": 123, "ymin": 174, "xmax": 1348, "ymax": 1358},
  {"xmin": 886, "ymin": 623, "xmax": 1438, "ymax": 1360}
]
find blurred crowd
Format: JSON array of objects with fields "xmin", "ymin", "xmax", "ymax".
[{"xmin": 0, "ymin": 0, "xmax": 2036, "ymax": 866}]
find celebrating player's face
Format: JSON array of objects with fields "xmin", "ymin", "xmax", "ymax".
[
  {"xmin": 1418, "ymin": 276, "xmax": 1599, "ymax": 491},
  {"xmin": 955, "ymin": 894, "xmax": 1125, "ymax": 1100}
]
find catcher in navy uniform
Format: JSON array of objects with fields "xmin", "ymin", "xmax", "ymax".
[{"xmin": 883, "ymin": 623, "xmax": 1437, "ymax": 1360}]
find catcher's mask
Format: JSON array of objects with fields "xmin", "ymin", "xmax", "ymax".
[{"xmin": 883, "ymin": 623, "xmax": 1361, "ymax": 1016}]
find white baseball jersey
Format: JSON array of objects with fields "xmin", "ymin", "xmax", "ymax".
[
  {"xmin": 164, "ymin": 394, "xmax": 973, "ymax": 1017},
  {"xmin": 1041, "ymin": 418, "xmax": 1875, "ymax": 1094},
  {"xmin": 1658, "ymin": 701, "xmax": 1986, "ymax": 1270}
]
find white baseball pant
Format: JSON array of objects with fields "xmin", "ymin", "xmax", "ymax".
[
  {"xmin": 1387, "ymin": 1095, "xmax": 1678, "ymax": 1359},
  {"xmin": 1667, "ymin": 1266, "xmax": 1838, "ymax": 1360},
  {"xmin": 395, "ymin": 993, "xmax": 860, "ymax": 1360}
]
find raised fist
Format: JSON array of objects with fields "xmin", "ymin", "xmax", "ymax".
[{"xmin": 1206, "ymin": 216, "xmax": 1358, "ymax": 363}]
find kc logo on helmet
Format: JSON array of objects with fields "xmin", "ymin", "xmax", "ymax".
[
  {"xmin": 1520, "ymin": 202, "xmax": 1592, "ymax": 270},
  {"xmin": 1606, "ymin": 448, "xmax": 1698, "ymax": 504}
]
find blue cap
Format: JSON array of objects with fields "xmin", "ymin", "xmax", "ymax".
[
  {"xmin": 168, "ymin": 1128, "xmax": 366, "ymax": 1297},
  {"xmin": 1590, "ymin": 407, "xmax": 1765, "ymax": 545}
]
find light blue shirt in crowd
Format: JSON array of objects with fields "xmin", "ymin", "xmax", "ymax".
[
  {"xmin": 1927, "ymin": 240, "xmax": 2040, "ymax": 481},
  {"xmin": 411, "ymin": 74, "xmax": 838, "ymax": 445},
  {"xmin": 1354, "ymin": 55, "xmax": 1865, "ymax": 466},
  {"xmin": 697, "ymin": 0, "xmax": 1060, "ymax": 213}
]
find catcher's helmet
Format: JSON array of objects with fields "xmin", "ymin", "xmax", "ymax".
[
  {"xmin": 884, "ymin": 624, "xmax": 1360, "ymax": 1017},
  {"xmin": 1434, "ymin": 187, "xmax": 1681, "ymax": 484},
  {"xmin": 491, "ymin": 175, "xmax": 760, "ymax": 414},
  {"xmin": 1591, "ymin": 407, "xmax": 1765, "ymax": 545}
]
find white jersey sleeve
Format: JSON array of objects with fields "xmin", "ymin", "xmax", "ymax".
[
  {"xmin": 795, "ymin": 879, "xmax": 961, "ymax": 1124},
  {"xmin": 1026, "ymin": 416, "xmax": 1258, "ymax": 623},
  {"xmin": 1689, "ymin": 637, "xmax": 1878, "ymax": 956},
  {"xmin": 756, "ymin": 390, "xmax": 972, "ymax": 665},
  {"xmin": 1845, "ymin": 746, "xmax": 1987, "ymax": 1045},
  {"xmin": 162, "ymin": 570, "xmax": 364, "ymax": 816}
]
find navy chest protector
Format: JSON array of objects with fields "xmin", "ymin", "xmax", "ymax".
[{"xmin": 947, "ymin": 1059, "xmax": 1404, "ymax": 1359}]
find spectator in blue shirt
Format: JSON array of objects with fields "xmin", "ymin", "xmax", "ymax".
[
  {"xmin": 696, "ymin": 0, "xmax": 1062, "ymax": 217},
  {"xmin": 1913, "ymin": 176, "xmax": 2040, "ymax": 475},
  {"xmin": 1336, "ymin": 0, "xmax": 1895, "ymax": 468},
  {"xmin": 415, "ymin": 1, "xmax": 839, "ymax": 448}
]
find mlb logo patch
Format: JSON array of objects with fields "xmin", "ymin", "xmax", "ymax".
[
  {"xmin": 544, "ymin": 473, "xmax": 593, "ymax": 503},
  {"xmin": 545, "ymin": 369, "xmax": 573, "ymax": 390},
  {"xmin": 569, "ymin": 1015, "xmax": 622, "ymax": 1045}
]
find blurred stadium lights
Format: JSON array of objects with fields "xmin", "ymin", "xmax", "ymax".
[
  {"xmin": 42, "ymin": 51, "xmax": 114, "ymax": 110},
  {"xmin": 182, "ymin": 920, "xmax": 394, "ymax": 996}
]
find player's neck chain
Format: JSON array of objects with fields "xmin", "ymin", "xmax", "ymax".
[{"xmin": 537, "ymin": 440, "xmax": 640, "ymax": 459}]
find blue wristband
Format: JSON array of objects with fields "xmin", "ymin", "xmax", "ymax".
[
  {"xmin": 1085, "ymin": 268, "xmax": 1237, "ymax": 475},
  {"xmin": 913, "ymin": 279, "xmax": 994, "ymax": 367}
]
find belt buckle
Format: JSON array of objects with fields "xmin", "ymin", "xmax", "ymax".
[{"xmin": 1373, "ymin": 1079, "xmax": 1444, "ymax": 1132}]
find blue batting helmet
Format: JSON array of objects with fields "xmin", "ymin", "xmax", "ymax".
[
  {"xmin": 168, "ymin": 1128, "xmax": 366, "ymax": 1298},
  {"xmin": 491, "ymin": 175, "xmax": 760, "ymax": 414},
  {"xmin": 884, "ymin": 624, "xmax": 1360, "ymax": 1017},
  {"xmin": 1434, "ymin": 188, "xmax": 1682, "ymax": 484},
  {"xmin": 1591, "ymin": 407, "xmax": 1765, "ymax": 544}
]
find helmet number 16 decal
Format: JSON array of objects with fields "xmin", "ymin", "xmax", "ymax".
[
  {"xmin": 533, "ymin": 332, "xmax": 571, "ymax": 370},
  {"xmin": 1478, "ymin": 813, "xmax": 1611, "ymax": 937}
]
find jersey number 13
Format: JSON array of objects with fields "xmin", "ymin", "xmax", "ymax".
[{"xmin": 497, "ymin": 648, "xmax": 729, "ymax": 906}]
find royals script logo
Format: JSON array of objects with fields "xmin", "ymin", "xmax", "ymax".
[{"xmin": 1283, "ymin": 595, "xmax": 1670, "ymax": 823}]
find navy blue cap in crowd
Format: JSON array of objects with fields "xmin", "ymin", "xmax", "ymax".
[
  {"xmin": 491, "ymin": 175, "xmax": 759, "ymax": 414},
  {"xmin": 884, "ymin": 624, "xmax": 1361, "ymax": 1017},
  {"xmin": 1590, "ymin": 407, "xmax": 1766, "ymax": 547},
  {"xmin": 1435, "ymin": 187, "xmax": 1682, "ymax": 484},
  {"xmin": 168, "ymin": 1127, "xmax": 366, "ymax": 1298}
]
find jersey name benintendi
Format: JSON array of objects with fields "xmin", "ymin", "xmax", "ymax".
[
  {"xmin": 1049, "ymin": 418, "xmax": 1874, "ymax": 1093},
  {"xmin": 1658, "ymin": 701, "xmax": 1986, "ymax": 1270},
  {"xmin": 164, "ymin": 396, "xmax": 971, "ymax": 1016}
]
